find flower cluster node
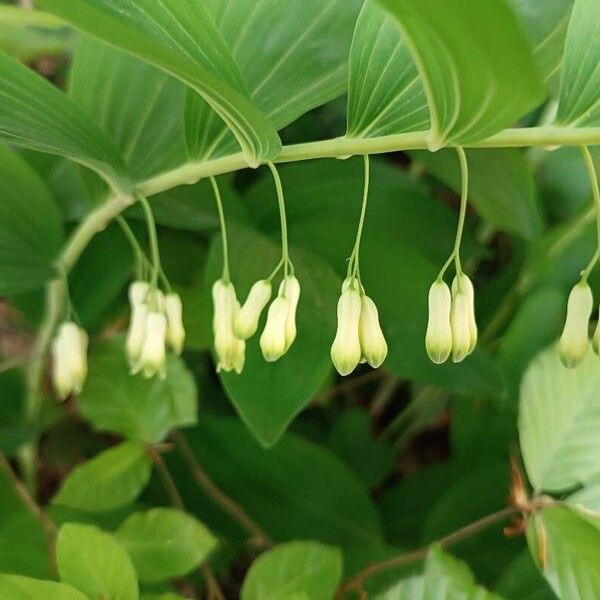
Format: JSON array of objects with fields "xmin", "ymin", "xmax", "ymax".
[
  {"xmin": 559, "ymin": 280, "xmax": 594, "ymax": 368},
  {"xmin": 51, "ymin": 321, "xmax": 88, "ymax": 400},
  {"xmin": 331, "ymin": 277, "xmax": 387, "ymax": 376},
  {"xmin": 426, "ymin": 273, "xmax": 477, "ymax": 364}
]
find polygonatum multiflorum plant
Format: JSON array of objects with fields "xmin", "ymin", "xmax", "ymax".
[{"xmin": 2, "ymin": 0, "xmax": 600, "ymax": 598}]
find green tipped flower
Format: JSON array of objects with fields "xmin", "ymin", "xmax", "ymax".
[
  {"xmin": 126, "ymin": 302, "xmax": 149, "ymax": 369},
  {"xmin": 165, "ymin": 293, "xmax": 185, "ymax": 355},
  {"xmin": 452, "ymin": 273, "xmax": 477, "ymax": 357},
  {"xmin": 559, "ymin": 281, "xmax": 593, "ymax": 368},
  {"xmin": 51, "ymin": 322, "xmax": 89, "ymax": 400},
  {"xmin": 330, "ymin": 279, "xmax": 362, "ymax": 376},
  {"xmin": 134, "ymin": 311, "xmax": 168, "ymax": 380},
  {"xmin": 234, "ymin": 280, "xmax": 272, "ymax": 340},
  {"xmin": 359, "ymin": 295, "xmax": 387, "ymax": 368},
  {"xmin": 260, "ymin": 296, "xmax": 289, "ymax": 362},
  {"xmin": 280, "ymin": 275, "xmax": 300, "ymax": 351},
  {"xmin": 212, "ymin": 279, "xmax": 245, "ymax": 374},
  {"xmin": 426, "ymin": 280, "xmax": 452, "ymax": 364}
]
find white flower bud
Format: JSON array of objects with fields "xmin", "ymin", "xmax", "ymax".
[
  {"xmin": 260, "ymin": 297, "xmax": 289, "ymax": 362},
  {"xmin": 128, "ymin": 280, "xmax": 150, "ymax": 306},
  {"xmin": 165, "ymin": 293, "xmax": 185, "ymax": 354},
  {"xmin": 234, "ymin": 280, "xmax": 272, "ymax": 340},
  {"xmin": 451, "ymin": 289, "xmax": 471, "ymax": 363},
  {"xmin": 358, "ymin": 295, "xmax": 387, "ymax": 368},
  {"xmin": 331, "ymin": 280, "xmax": 362, "ymax": 376},
  {"xmin": 135, "ymin": 311, "xmax": 167, "ymax": 379},
  {"xmin": 280, "ymin": 276, "xmax": 300, "ymax": 351},
  {"xmin": 51, "ymin": 322, "xmax": 88, "ymax": 400},
  {"xmin": 212, "ymin": 279, "xmax": 245, "ymax": 373},
  {"xmin": 452, "ymin": 274, "xmax": 477, "ymax": 355},
  {"xmin": 126, "ymin": 302, "xmax": 149, "ymax": 368},
  {"xmin": 426, "ymin": 280, "xmax": 452, "ymax": 364},
  {"xmin": 559, "ymin": 281, "xmax": 593, "ymax": 368}
]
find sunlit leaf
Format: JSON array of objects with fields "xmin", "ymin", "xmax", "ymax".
[{"xmin": 0, "ymin": 575, "xmax": 87, "ymax": 600}]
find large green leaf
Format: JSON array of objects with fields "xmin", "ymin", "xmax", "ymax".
[
  {"xmin": 52, "ymin": 442, "xmax": 152, "ymax": 512},
  {"xmin": 556, "ymin": 0, "xmax": 600, "ymax": 126},
  {"xmin": 170, "ymin": 417, "xmax": 382, "ymax": 550},
  {"xmin": 374, "ymin": 0, "xmax": 545, "ymax": 148},
  {"xmin": 241, "ymin": 541, "xmax": 342, "ymax": 600},
  {"xmin": 116, "ymin": 508, "xmax": 217, "ymax": 583},
  {"xmin": 78, "ymin": 337, "xmax": 197, "ymax": 443},
  {"xmin": 0, "ymin": 576, "xmax": 88, "ymax": 600},
  {"xmin": 346, "ymin": 0, "xmax": 429, "ymax": 138},
  {"xmin": 205, "ymin": 224, "xmax": 340, "ymax": 447},
  {"xmin": 186, "ymin": 0, "xmax": 361, "ymax": 160},
  {"xmin": 0, "ymin": 146, "xmax": 63, "ymax": 295},
  {"xmin": 37, "ymin": 0, "xmax": 280, "ymax": 167},
  {"xmin": 519, "ymin": 345, "xmax": 600, "ymax": 493},
  {"xmin": 57, "ymin": 523, "xmax": 139, "ymax": 600},
  {"xmin": 527, "ymin": 506, "xmax": 600, "ymax": 599},
  {"xmin": 494, "ymin": 550, "xmax": 556, "ymax": 600},
  {"xmin": 0, "ymin": 50, "xmax": 129, "ymax": 190}
]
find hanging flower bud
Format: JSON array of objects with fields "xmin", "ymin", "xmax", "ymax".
[
  {"xmin": 358, "ymin": 295, "xmax": 387, "ymax": 368},
  {"xmin": 165, "ymin": 293, "xmax": 185, "ymax": 354},
  {"xmin": 51, "ymin": 322, "xmax": 89, "ymax": 400},
  {"xmin": 135, "ymin": 311, "xmax": 168, "ymax": 379},
  {"xmin": 280, "ymin": 275, "xmax": 301, "ymax": 351},
  {"xmin": 450, "ymin": 288, "xmax": 471, "ymax": 364},
  {"xmin": 331, "ymin": 279, "xmax": 362, "ymax": 376},
  {"xmin": 452, "ymin": 274, "xmax": 477, "ymax": 355},
  {"xmin": 212, "ymin": 279, "xmax": 245, "ymax": 373},
  {"xmin": 234, "ymin": 280, "xmax": 272, "ymax": 340},
  {"xmin": 126, "ymin": 302, "xmax": 149, "ymax": 369},
  {"xmin": 426, "ymin": 280, "xmax": 452, "ymax": 364},
  {"xmin": 128, "ymin": 280, "xmax": 149, "ymax": 306},
  {"xmin": 559, "ymin": 281, "xmax": 593, "ymax": 368},
  {"xmin": 260, "ymin": 297, "xmax": 290, "ymax": 362}
]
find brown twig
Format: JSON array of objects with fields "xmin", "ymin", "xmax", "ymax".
[
  {"xmin": 148, "ymin": 446, "xmax": 185, "ymax": 511},
  {"xmin": 171, "ymin": 431, "xmax": 273, "ymax": 549}
]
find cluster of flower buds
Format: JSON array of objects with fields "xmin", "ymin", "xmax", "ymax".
[
  {"xmin": 212, "ymin": 275, "xmax": 301, "ymax": 373},
  {"xmin": 559, "ymin": 280, "xmax": 594, "ymax": 368},
  {"xmin": 126, "ymin": 281, "xmax": 185, "ymax": 379},
  {"xmin": 426, "ymin": 273, "xmax": 477, "ymax": 364},
  {"xmin": 51, "ymin": 321, "xmax": 89, "ymax": 400},
  {"xmin": 330, "ymin": 277, "xmax": 387, "ymax": 376}
]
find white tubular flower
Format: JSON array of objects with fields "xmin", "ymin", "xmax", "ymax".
[
  {"xmin": 358, "ymin": 295, "xmax": 387, "ymax": 368},
  {"xmin": 128, "ymin": 280, "xmax": 150, "ymax": 306},
  {"xmin": 450, "ymin": 287, "xmax": 471, "ymax": 364},
  {"xmin": 559, "ymin": 281, "xmax": 593, "ymax": 368},
  {"xmin": 165, "ymin": 293, "xmax": 185, "ymax": 355},
  {"xmin": 330, "ymin": 279, "xmax": 362, "ymax": 376},
  {"xmin": 452, "ymin": 273, "xmax": 477, "ymax": 355},
  {"xmin": 260, "ymin": 297, "xmax": 290, "ymax": 362},
  {"xmin": 136, "ymin": 311, "xmax": 168, "ymax": 379},
  {"xmin": 126, "ymin": 302, "xmax": 149, "ymax": 369},
  {"xmin": 280, "ymin": 275, "xmax": 301, "ymax": 351},
  {"xmin": 426, "ymin": 280, "xmax": 452, "ymax": 364},
  {"xmin": 234, "ymin": 280, "xmax": 272, "ymax": 340},
  {"xmin": 51, "ymin": 322, "xmax": 89, "ymax": 400},
  {"xmin": 212, "ymin": 279, "xmax": 245, "ymax": 373}
]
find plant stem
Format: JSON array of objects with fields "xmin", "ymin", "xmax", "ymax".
[
  {"xmin": 210, "ymin": 176, "xmax": 230, "ymax": 283},
  {"xmin": 336, "ymin": 506, "xmax": 517, "ymax": 598},
  {"xmin": 148, "ymin": 446, "xmax": 185, "ymax": 511},
  {"xmin": 348, "ymin": 155, "xmax": 370, "ymax": 280},
  {"xmin": 267, "ymin": 162, "xmax": 291, "ymax": 276},
  {"xmin": 579, "ymin": 146, "xmax": 600, "ymax": 281},
  {"xmin": 138, "ymin": 195, "xmax": 161, "ymax": 288},
  {"xmin": 171, "ymin": 431, "xmax": 273, "ymax": 549}
]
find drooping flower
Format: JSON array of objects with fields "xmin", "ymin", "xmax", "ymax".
[
  {"xmin": 134, "ymin": 311, "xmax": 168, "ymax": 379},
  {"xmin": 51, "ymin": 321, "xmax": 89, "ymax": 400},
  {"xmin": 559, "ymin": 281, "xmax": 593, "ymax": 368},
  {"xmin": 450, "ymin": 288, "xmax": 471, "ymax": 364},
  {"xmin": 165, "ymin": 293, "xmax": 185, "ymax": 355},
  {"xmin": 260, "ymin": 296, "xmax": 290, "ymax": 362},
  {"xmin": 452, "ymin": 273, "xmax": 477, "ymax": 356},
  {"xmin": 126, "ymin": 302, "xmax": 149, "ymax": 369},
  {"xmin": 425, "ymin": 280, "xmax": 452, "ymax": 364},
  {"xmin": 128, "ymin": 280, "xmax": 150, "ymax": 306},
  {"xmin": 330, "ymin": 278, "xmax": 362, "ymax": 376},
  {"xmin": 280, "ymin": 275, "xmax": 300, "ymax": 351},
  {"xmin": 234, "ymin": 280, "xmax": 272, "ymax": 340},
  {"xmin": 212, "ymin": 279, "xmax": 245, "ymax": 374},
  {"xmin": 358, "ymin": 295, "xmax": 387, "ymax": 368}
]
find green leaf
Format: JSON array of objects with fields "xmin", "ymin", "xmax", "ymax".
[
  {"xmin": 519, "ymin": 344, "xmax": 600, "ymax": 493},
  {"xmin": 494, "ymin": 550, "xmax": 556, "ymax": 600},
  {"xmin": 346, "ymin": 0, "xmax": 429, "ymax": 138},
  {"xmin": 374, "ymin": 0, "xmax": 545, "ymax": 148},
  {"xmin": 78, "ymin": 337, "xmax": 197, "ymax": 443},
  {"xmin": 0, "ymin": 50, "xmax": 129, "ymax": 190},
  {"xmin": 0, "ymin": 575, "xmax": 88, "ymax": 600},
  {"xmin": 410, "ymin": 148, "xmax": 544, "ymax": 240},
  {"xmin": 116, "ymin": 508, "xmax": 218, "ymax": 583},
  {"xmin": 53, "ymin": 442, "xmax": 152, "ymax": 513},
  {"xmin": 376, "ymin": 576, "xmax": 424, "ymax": 599},
  {"xmin": 170, "ymin": 417, "xmax": 382, "ymax": 549},
  {"xmin": 185, "ymin": 0, "xmax": 361, "ymax": 160},
  {"xmin": 0, "ymin": 146, "xmax": 63, "ymax": 295},
  {"xmin": 556, "ymin": 0, "xmax": 600, "ymax": 126},
  {"xmin": 527, "ymin": 505, "xmax": 600, "ymax": 599},
  {"xmin": 205, "ymin": 224, "xmax": 340, "ymax": 447},
  {"xmin": 241, "ymin": 541, "xmax": 342, "ymax": 600},
  {"xmin": 0, "ymin": 6, "xmax": 74, "ymax": 61},
  {"xmin": 57, "ymin": 522, "xmax": 138, "ymax": 600},
  {"xmin": 37, "ymin": 0, "xmax": 280, "ymax": 167}
]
